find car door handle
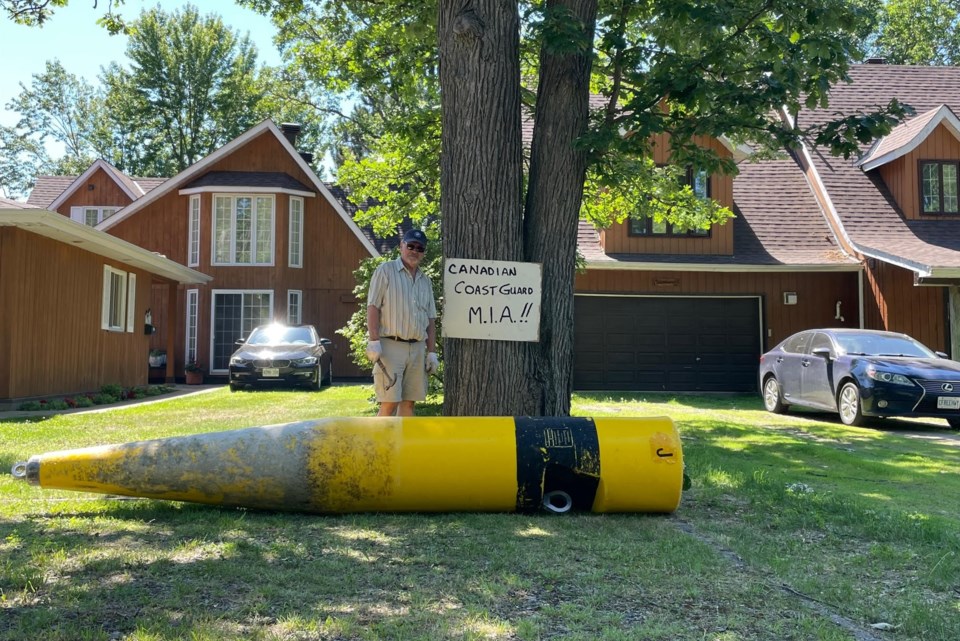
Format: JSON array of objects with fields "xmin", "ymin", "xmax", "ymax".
[
  {"xmin": 801, "ymin": 360, "xmax": 810, "ymax": 367},
  {"xmin": 776, "ymin": 357, "xmax": 784, "ymax": 363}
]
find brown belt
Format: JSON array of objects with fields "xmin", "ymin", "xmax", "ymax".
[{"xmin": 384, "ymin": 336, "xmax": 420, "ymax": 343}]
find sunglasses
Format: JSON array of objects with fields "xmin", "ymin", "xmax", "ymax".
[{"xmin": 405, "ymin": 243, "xmax": 425, "ymax": 253}]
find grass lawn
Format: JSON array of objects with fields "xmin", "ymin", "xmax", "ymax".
[{"xmin": 1, "ymin": 384, "xmax": 958, "ymax": 640}]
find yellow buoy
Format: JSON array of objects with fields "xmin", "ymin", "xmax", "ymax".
[{"xmin": 11, "ymin": 416, "xmax": 683, "ymax": 514}]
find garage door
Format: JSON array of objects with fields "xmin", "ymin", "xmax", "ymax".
[{"xmin": 574, "ymin": 295, "xmax": 762, "ymax": 392}]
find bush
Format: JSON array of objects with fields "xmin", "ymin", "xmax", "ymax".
[
  {"xmin": 17, "ymin": 401, "xmax": 42, "ymax": 411},
  {"xmin": 72, "ymin": 396, "xmax": 94, "ymax": 408},
  {"xmin": 46, "ymin": 400, "xmax": 70, "ymax": 410},
  {"xmin": 92, "ymin": 393, "xmax": 119, "ymax": 405},
  {"xmin": 100, "ymin": 383, "xmax": 124, "ymax": 398}
]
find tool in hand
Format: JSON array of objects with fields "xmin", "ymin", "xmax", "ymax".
[{"xmin": 375, "ymin": 359, "xmax": 397, "ymax": 390}]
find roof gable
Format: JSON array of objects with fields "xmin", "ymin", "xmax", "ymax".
[
  {"xmin": 47, "ymin": 159, "xmax": 143, "ymax": 211},
  {"xmin": 858, "ymin": 104, "xmax": 960, "ymax": 171},
  {"xmin": 97, "ymin": 119, "xmax": 379, "ymax": 257}
]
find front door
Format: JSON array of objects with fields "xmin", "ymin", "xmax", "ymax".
[{"xmin": 211, "ymin": 291, "xmax": 273, "ymax": 372}]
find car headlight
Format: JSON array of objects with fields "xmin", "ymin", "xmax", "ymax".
[
  {"xmin": 866, "ymin": 366, "xmax": 914, "ymax": 386},
  {"xmin": 230, "ymin": 356, "xmax": 251, "ymax": 366},
  {"xmin": 292, "ymin": 356, "xmax": 319, "ymax": 367}
]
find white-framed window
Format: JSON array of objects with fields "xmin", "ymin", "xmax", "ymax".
[
  {"xmin": 185, "ymin": 289, "xmax": 199, "ymax": 365},
  {"xmin": 72, "ymin": 206, "xmax": 118, "ymax": 227},
  {"xmin": 101, "ymin": 265, "xmax": 131, "ymax": 332},
  {"xmin": 210, "ymin": 290, "xmax": 273, "ymax": 372},
  {"xmin": 188, "ymin": 196, "xmax": 201, "ymax": 266},
  {"xmin": 125, "ymin": 273, "xmax": 136, "ymax": 332},
  {"xmin": 288, "ymin": 290, "xmax": 302, "ymax": 325},
  {"xmin": 212, "ymin": 194, "xmax": 275, "ymax": 266},
  {"xmin": 289, "ymin": 196, "xmax": 303, "ymax": 268}
]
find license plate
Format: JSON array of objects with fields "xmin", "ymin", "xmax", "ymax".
[
  {"xmin": 262, "ymin": 367, "xmax": 280, "ymax": 378},
  {"xmin": 937, "ymin": 396, "xmax": 960, "ymax": 410}
]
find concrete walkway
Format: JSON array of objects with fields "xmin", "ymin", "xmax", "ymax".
[{"xmin": 0, "ymin": 384, "xmax": 223, "ymax": 421}]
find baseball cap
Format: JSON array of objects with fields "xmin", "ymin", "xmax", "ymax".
[{"xmin": 402, "ymin": 229, "xmax": 428, "ymax": 246}]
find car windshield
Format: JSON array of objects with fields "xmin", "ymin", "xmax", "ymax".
[
  {"xmin": 245, "ymin": 326, "xmax": 315, "ymax": 346},
  {"xmin": 834, "ymin": 334, "xmax": 935, "ymax": 358}
]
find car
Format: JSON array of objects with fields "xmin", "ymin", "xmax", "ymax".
[
  {"xmin": 228, "ymin": 323, "xmax": 333, "ymax": 392},
  {"xmin": 759, "ymin": 328, "xmax": 960, "ymax": 429}
]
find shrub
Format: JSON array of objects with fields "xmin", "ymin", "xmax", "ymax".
[
  {"xmin": 73, "ymin": 396, "xmax": 94, "ymax": 408},
  {"xmin": 100, "ymin": 383, "xmax": 124, "ymax": 398},
  {"xmin": 46, "ymin": 400, "xmax": 70, "ymax": 410},
  {"xmin": 17, "ymin": 401, "xmax": 42, "ymax": 411},
  {"xmin": 92, "ymin": 393, "xmax": 119, "ymax": 405}
]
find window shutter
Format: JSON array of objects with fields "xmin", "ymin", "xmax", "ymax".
[
  {"xmin": 101, "ymin": 266, "xmax": 112, "ymax": 329},
  {"xmin": 126, "ymin": 273, "xmax": 137, "ymax": 332}
]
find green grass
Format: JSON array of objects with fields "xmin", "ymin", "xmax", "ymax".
[{"xmin": 1, "ymin": 385, "xmax": 958, "ymax": 640}]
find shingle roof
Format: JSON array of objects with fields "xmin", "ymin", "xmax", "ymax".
[
  {"xmin": 0, "ymin": 197, "xmax": 38, "ymax": 209},
  {"xmin": 184, "ymin": 171, "xmax": 312, "ymax": 192},
  {"xmin": 798, "ymin": 64, "xmax": 960, "ymax": 273},
  {"xmin": 579, "ymin": 159, "xmax": 856, "ymax": 269},
  {"xmin": 26, "ymin": 173, "xmax": 166, "ymax": 208}
]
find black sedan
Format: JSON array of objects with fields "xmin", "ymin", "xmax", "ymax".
[
  {"xmin": 228, "ymin": 324, "xmax": 333, "ymax": 392},
  {"xmin": 759, "ymin": 328, "xmax": 960, "ymax": 428}
]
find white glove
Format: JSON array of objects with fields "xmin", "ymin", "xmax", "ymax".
[
  {"xmin": 366, "ymin": 340, "xmax": 382, "ymax": 362},
  {"xmin": 425, "ymin": 351, "xmax": 440, "ymax": 375}
]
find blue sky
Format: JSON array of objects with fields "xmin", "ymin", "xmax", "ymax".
[{"xmin": 0, "ymin": 1, "xmax": 282, "ymax": 130}]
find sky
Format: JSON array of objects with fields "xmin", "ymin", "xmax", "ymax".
[{"xmin": 0, "ymin": 0, "xmax": 283, "ymax": 130}]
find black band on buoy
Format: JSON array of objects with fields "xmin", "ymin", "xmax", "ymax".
[{"xmin": 514, "ymin": 417, "xmax": 601, "ymax": 513}]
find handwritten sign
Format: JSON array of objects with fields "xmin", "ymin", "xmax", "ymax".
[{"xmin": 443, "ymin": 258, "xmax": 542, "ymax": 342}]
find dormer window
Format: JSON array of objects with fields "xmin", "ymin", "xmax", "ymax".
[
  {"xmin": 71, "ymin": 206, "xmax": 118, "ymax": 226},
  {"xmin": 629, "ymin": 167, "xmax": 711, "ymax": 236},
  {"xmin": 920, "ymin": 161, "xmax": 959, "ymax": 214}
]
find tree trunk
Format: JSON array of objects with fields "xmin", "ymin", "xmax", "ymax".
[
  {"xmin": 523, "ymin": 0, "xmax": 598, "ymax": 416},
  {"xmin": 439, "ymin": 1, "xmax": 536, "ymax": 415}
]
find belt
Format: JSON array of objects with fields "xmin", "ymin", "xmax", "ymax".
[{"xmin": 384, "ymin": 336, "xmax": 420, "ymax": 343}]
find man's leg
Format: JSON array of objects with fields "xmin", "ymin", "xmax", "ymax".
[
  {"xmin": 378, "ymin": 401, "xmax": 400, "ymax": 416},
  {"xmin": 396, "ymin": 400, "xmax": 415, "ymax": 416}
]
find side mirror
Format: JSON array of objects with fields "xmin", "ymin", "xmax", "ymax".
[
  {"xmin": 811, "ymin": 347, "xmax": 832, "ymax": 359},
  {"xmin": 235, "ymin": 338, "xmax": 246, "ymax": 345},
  {"xmin": 936, "ymin": 351, "xmax": 950, "ymax": 359},
  {"xmin": 320, "ymin": 338, "xmax": 334, "ymax": 348}
]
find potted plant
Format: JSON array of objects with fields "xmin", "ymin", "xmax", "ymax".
[
  {"xmin": 148, "ymin": 349, "xmax": 166, "ymax": 368},
  {"xmin": 184, "ymin": 360, "xmax": 204, "ymax": 385}
]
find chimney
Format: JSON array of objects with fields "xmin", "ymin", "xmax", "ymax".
[
  {"xmin": 299, "ymin": 152, "xmax": 314, "ymax": 164},
  {"xmin": 280, "ymin": 122, "xmax": 302, "ymax": 146},
  {"xmin": 865, "ymin": 57, "xmax": 887, "ymax": 64}
]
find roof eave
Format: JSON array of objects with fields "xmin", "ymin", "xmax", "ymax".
[{"xmin": 584, "ymin": 259, "xmax": 861, "ymax": 272}]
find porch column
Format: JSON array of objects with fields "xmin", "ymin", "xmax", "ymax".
[{"xmin": 951, "ymin": 286, "xmax": 960, "ymax": 360}]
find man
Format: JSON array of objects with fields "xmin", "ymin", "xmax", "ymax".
[{"xmin": 366, "ymin": 228, "xmax": 440, "ymax": 416}]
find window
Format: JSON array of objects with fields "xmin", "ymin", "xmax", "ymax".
[
  {"xmin": 288, "ymin": 290, "xmax": 302, "ymax": 325},
  {"xmin": 211, "ymin": 291, "xmax": 273, "ymax": 371},
  {"xmin": 101, "ymin": 265, "xmax": 134, "ymax": 332},
  {"xmin": 783, "ymin": 332, "xmax": 812, "ymax": 354},
  {"xmin": 72, "ymin": 206, "xmax": 118, "ymax": 227},
  {"xmin": 289, "ymin": 196, "xmax": 304, "ymax": 268},
  {"xmin": 188, "ymin": 196, "xmax": 200, "ymax": 266},
  {"xmin": 185, "ymin": 289, "xmax": 199, "ymax": 365},
  {"xmin": 628, "ymin": 167, "xmax": 711, "ymax": 236},
  {"xmin": 920, "ymin": 161, "xmax": 959, "ymax": 214},
  {"xmin": 212, "ymin": 195, "xmax": 275, "ymax": 265}
]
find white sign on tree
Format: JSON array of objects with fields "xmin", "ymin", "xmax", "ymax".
[{"xmin": 443, "ymin": 258, "xmax": 542, "ymax": 341}]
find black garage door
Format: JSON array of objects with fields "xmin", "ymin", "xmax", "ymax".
[{"xmin": 574, "ymin": 295, "xmax": 762, "ymax": 392}]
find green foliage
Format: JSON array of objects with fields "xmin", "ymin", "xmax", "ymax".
[
  {"xmin": 0, "ymin": 125, "xmax": 50, "ymax": 198},
  {"xmin": 871, "ymin": 0, "xmax": 960, "ymax": 64},
  {"xmin": 99, "ymin": 384, "xmax": 124, "ymax": 398}
]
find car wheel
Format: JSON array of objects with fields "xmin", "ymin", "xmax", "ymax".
[
  {"xmin": 837, "ymin": 382, "xmax": 866, "ymax": 426},
  {"xmin": 321, "ymin": 361, "xmax": 333, "ymax": 386},
  {"xmin": 229, "ymin": 383, "xmax": 242, "ymax": 392},
  {"xmin": 762, "ymin": 376, "xmax": 787, "ymax": 414},
  {"xmin": 947, "ymin": 417, "xmax": 960, "ymax": 430},
  {"xmin": 309, "ymin": 366, "xmax": 322, "ymax": 391}
]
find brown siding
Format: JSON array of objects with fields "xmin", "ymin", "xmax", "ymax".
[
  {"xmin": 111, "ymin": 130, "xmax": 372, "ymax": 378},
  {"xmin": 878, "ymin": 123, "xmax": 960, "ymax": 220},
  {"xmin": 862, "ymin": 261, "xmax": 946, "ymax": 350},
  {"xmin": 600, "ymin": 135, "xmax": 735, "ymax": 255},
  {"xmin": 0, "ymin": 227, "xmax": 153, "ymax": 401},
  {"xmin": 575, "ymin": 268, "xmax": 859, "ymax": 351},
  {"xmin": 55, "ymin": 167, "xmax": 136, "ymax": 217}
]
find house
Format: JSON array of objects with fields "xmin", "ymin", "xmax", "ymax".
[
  {"xmin": 0, "ymin": 208, "xmax": 209, "ymax": 407},
  {"xmin": 573, "ymin": 63, "xmax": 960, "ymax": 392},
  {"xmin": 26, "ymin": 121, "xmax": 381, "ymax": 381}
]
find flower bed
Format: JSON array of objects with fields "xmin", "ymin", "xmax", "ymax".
[{"xmin": 16, "ymin": 384, "xmax": 176, "ymax": 412}]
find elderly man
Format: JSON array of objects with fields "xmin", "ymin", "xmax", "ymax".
[{"xmin": 366, "ymin": 229, "xmax": 439, "ymax": 416}]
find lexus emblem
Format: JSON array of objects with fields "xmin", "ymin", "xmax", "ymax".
[{"xmin": 943, "ymin": 383, "xmax": 955, "ymax": 392}]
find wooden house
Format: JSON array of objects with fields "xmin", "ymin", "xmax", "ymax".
[
  {"xmin": 27, "ymin": 121, "xmax": 381, "ymax": 381},
  {"xmin": 573, "ymin": 64, "xmax": 960, "ymax": 392},
  {"xmin": 0, "ymin": 208, "xmax": 209, "ymax": 407}
]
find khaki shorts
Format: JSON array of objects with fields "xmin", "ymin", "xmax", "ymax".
[{"xmin": 374, "ymin": 338, "xmax": 427, "ymax": 402}]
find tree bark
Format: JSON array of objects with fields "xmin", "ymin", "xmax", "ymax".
[
  {"xmin": 523, "ymin": 0, "xmax": 598, "ymax": 416},
  {"xmin": 439, "ymin": 1, "xmax": 536, "ymax": 415}
]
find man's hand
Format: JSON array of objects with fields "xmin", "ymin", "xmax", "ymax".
[
  {"xmin": 366, "ymin": 340, "xmax": 382, "ymax": 362},
  {"xmin": 426, "ymin": 351, "xmax": 440, "ymax": 375}
]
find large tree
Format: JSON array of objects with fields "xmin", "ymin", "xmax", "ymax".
[
  {"xmin": 870, "ymin": 0, "xmax": 960, "ymax": 63},
  {"xmin": 245, "ymin": 0, "xmax": 905, "ymax": 416}
]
